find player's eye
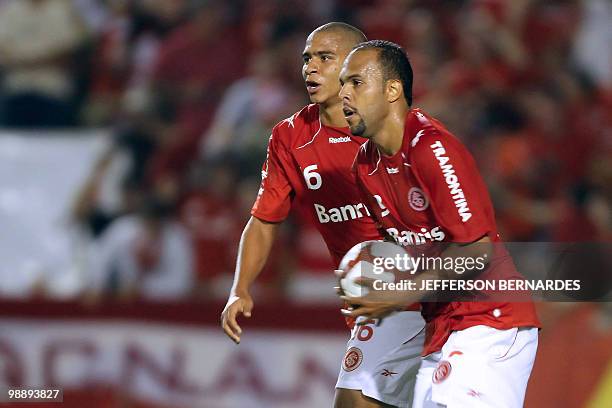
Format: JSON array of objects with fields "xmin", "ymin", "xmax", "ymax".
[
  {"xmin": 303, "ymin": 56, "xmax": 311, "ymax": 63},
  {"xmin": 352, "ymin": 79, "xmax": 362, "ymax": 86},
  {"xmin": 321, "ymin": 55, "xmax": 331, "ymax": 61}
]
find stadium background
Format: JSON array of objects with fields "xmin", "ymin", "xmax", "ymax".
[{"xmin": 0, "ymin": 0, "xmax": 610, "ymax": 407}]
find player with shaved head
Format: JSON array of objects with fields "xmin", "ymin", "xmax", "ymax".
[{"xmin": 221, "ymin": 25, "xmax": 425, "ymax": 407}]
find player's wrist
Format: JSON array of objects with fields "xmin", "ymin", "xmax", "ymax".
[{"xmin": 231, "ymin": 285, "xmax": 251, "ymax": 298}]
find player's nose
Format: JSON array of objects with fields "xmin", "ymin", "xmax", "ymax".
[
  {"xmin": 304, "ymin": 60, "xmax": 319, "ymax": 75},
  {"xmin": 339, "ymin": 83, "xmax": 351, "ymax": 101}
]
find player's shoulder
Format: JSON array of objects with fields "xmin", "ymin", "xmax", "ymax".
[
  {"xmin": 271, "ymin": 104, "xmax": 320, "ymax": 147},
  {"xmin": 406, "ymin": 108, "xmax": 466, "ymax": 159}
]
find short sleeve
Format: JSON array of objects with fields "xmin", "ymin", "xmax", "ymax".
[
  {"xmin": 251, "ymin": 129, "xmax": 295, "ymax": 222},
  {"xmin": 410, "ymin": 133, "xmax": 494, "ymax": 243}
]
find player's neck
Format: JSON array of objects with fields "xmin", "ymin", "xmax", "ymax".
[
  {"xmin": 318, "ymin": 100, "xmax": 347, "ymax": 128},
  {"xmin": 374, "ymin": 108, "xmax": 408, "ymax": 156}
]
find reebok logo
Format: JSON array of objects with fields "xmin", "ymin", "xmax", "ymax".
[{"xmin": 329, "ymin": 136, "xmax": 351, "ymax": 144}]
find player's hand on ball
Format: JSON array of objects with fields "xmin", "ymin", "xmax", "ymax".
[
  {"xmin": 221, "ymin": 291, "xmax": 253, "ymax": 344},
  {"xmin": 340, "ymin": 276, "xmax": 407, "ymax": 323},
  {"xmin": 336, "ymin": 240, "xmax": 416, "ymax": 322}
]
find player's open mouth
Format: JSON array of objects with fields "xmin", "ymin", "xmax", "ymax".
[
  {"xmin": 343, "ymin": 106, "xmax": 356, "ymax": 118},
  {"xmin": 306, "ymin": 81, "xmax": 321, "ymax": 93}
]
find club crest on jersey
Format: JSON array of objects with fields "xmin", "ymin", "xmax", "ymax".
[
  {"xmin": 433, "ymin": 360, "xmax": 452, "ymax": 384},
  {"xmin": 408, "ymin": 187, "xmax": 429, "ymax": 211},
  {"xmin": 342, "ymin": 347, "xmax": 363, "ymax": 372}
]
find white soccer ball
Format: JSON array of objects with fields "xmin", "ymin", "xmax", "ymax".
[{"xmin": 337, "ymin": 240, "xmax": 414, "ymax": 298}]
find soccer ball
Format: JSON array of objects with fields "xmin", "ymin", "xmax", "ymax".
[{"xmin": 337, "ymin": 240, "xmax": 414, "ymax": 298}]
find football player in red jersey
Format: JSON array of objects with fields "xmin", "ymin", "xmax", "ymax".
[
  {"xmin": 338, "ymin": 40, "xmax": 541, "ymax": 407},
  {"xmin": 221, "ymin": 25, "xmax": 425, "ymax": 407}
]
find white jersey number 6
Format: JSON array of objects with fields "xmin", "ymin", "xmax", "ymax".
[{"xmin": 304, "ymin": 164, "xmax": 322, "ymax": 190}]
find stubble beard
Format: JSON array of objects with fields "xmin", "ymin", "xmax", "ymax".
[{"xmin": 351, "ymin": 117, "xmax": 367, "ymax": 137}]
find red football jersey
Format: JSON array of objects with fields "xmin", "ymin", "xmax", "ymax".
[
  {"xmin": 251, "ymin": 104, "xmax": 383, "ymax": 265},
  {"xmin": 352, "ymin": 108, "xmax": 540, "ymax": 355}
]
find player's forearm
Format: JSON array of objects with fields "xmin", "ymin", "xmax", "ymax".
[{"xmin": 230, "ymin": 216, "xmax": 279, "ymax": 295}]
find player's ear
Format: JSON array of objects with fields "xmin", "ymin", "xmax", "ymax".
[{"xmin": 386, "ymin": 79, "xmax": 402, "ymax": 103}]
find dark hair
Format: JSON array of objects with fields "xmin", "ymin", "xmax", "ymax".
[{"xmin": 352, "ymin": 40, "xmax": 413, "ymax": 106}]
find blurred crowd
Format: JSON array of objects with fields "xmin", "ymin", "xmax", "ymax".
[{"xmin": 0, "ymin": 0, "xmax": 610, "ymax": 302}]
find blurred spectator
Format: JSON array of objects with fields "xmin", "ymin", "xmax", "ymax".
[
  {"xmin": 0, "ymin": 0, "xmax": 87, "ymax": 127},
  {"xmin": 147, "ymin": 0, "xmax": 248, "ymax": 180},
  {"xmin": 83, "ymin": 0, "xmax": 133, "ymax": 125},
  {"xmin": 179, "ymin": 158, "xmax": 291, "ymax": 300},
  {"xmin": 72, "ymin": 133, "xmax": 153, "ymax": 238},
  {"xmin": 87, "ymin": 195, "xmax": 194, "ymax": 301},
  {"xmin": 179, "ymin": 158, "xmax": 241, "ymax": 298},
  {"xmin": 84, "ymin": 0, "xmax": 188, "ymax": 125},
  {"xmin": 202, "ymin": 48, "xmax": 304, "ymax": 174}
]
